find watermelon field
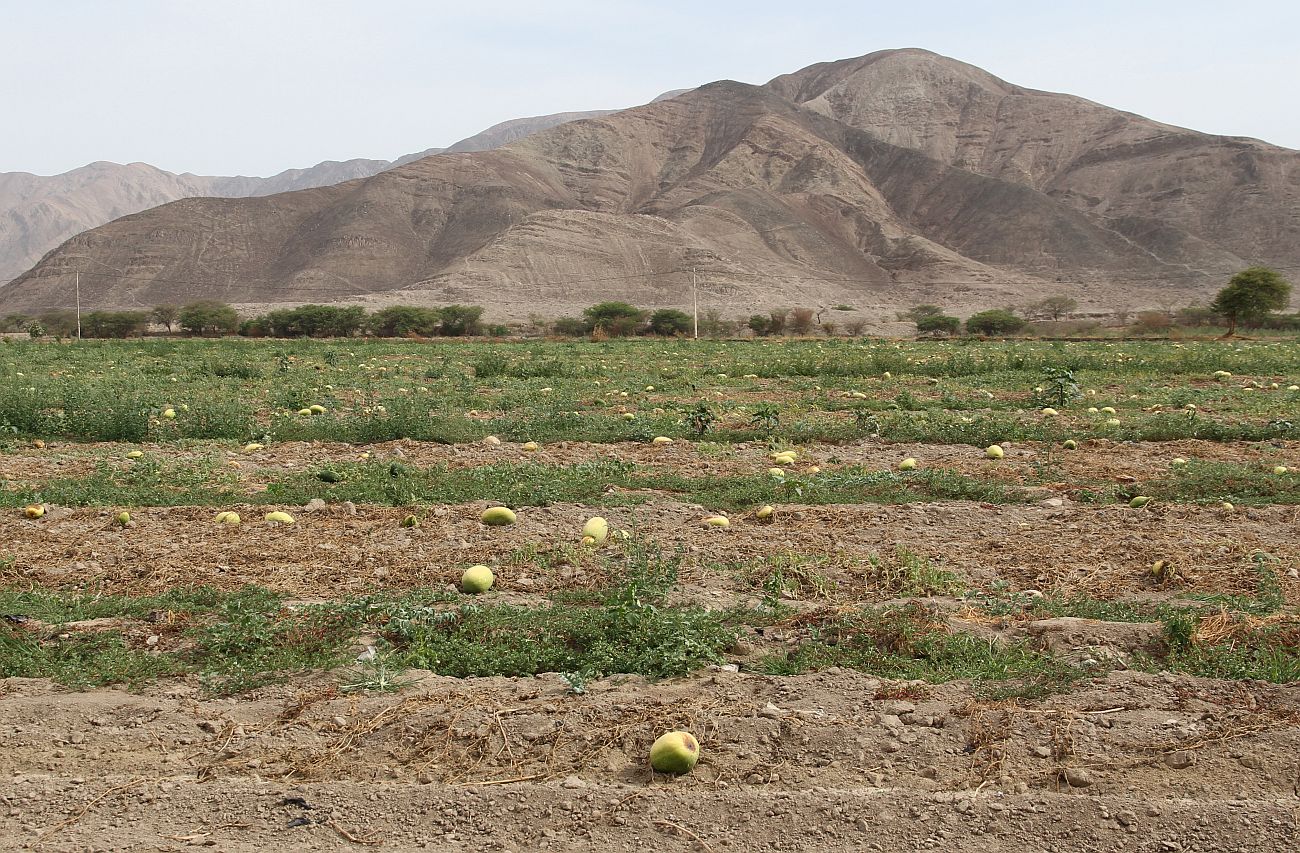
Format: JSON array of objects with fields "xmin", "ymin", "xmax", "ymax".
[{"xmin": 2, "ymin": 336, "xmax": 1299, "ymax": 851}]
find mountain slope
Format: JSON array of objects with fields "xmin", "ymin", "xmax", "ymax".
[
  {"xmin": 0, "ymin": 107, "xmax": 641, "ymax": 284},
  {"xmin": 766, "ymin": 49, "xmax": 1299, "ymax": 276},
  {"xmin": 4, "ymin": 51, "xmax": 1295, "ymax": 320}
]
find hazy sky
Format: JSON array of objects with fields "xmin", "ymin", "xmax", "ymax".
[{"xmin": 5, "ymin": 0, "xmax": 1297, "ymax": 177}]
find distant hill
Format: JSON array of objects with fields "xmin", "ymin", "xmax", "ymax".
[
  {"xmin": 0, "ymin": 105, "xmax": 659, "ymax": 284},
  {"xmin": 4, "ymin": 51, "xmax": 1295, "ymax": 321}
]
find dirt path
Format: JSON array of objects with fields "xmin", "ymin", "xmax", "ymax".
[{"xmin": 3, "ymin": 669, "xmax": 1299, "ymax": 851}]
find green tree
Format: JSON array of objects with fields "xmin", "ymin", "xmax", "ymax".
[
  {"xmin": 965, "ymin": 309, "xmax": 1026, "ymax": 336},
  {"xmin": 1031, "ymin": 295, "xmax": 1078, "ymax": 321},
  {"xmin": 747, "ymin": 314, "xmax": 772, "ymax": 336},
  {"xmin": 916, "ymin": 314, "xmax": 960, "ymax": 335},
  {"xmin": 324, "ymin": 306, "xmax": 366, "ymax": 337},
  {"xmin": 368, "ymin": 306, "xmax": 442, "ymax": 337},
  {"xmin": 1175, "ymin": 305, "xmax": 1221, "ymax": 327},
  {"xmin": 151, "ymin": 304, "xmax": 179, "ymax": 333},
  {"xmin": 1210, "ymin": 267, "xmax": 1292, "ymax": 336},
  {"xmin": 552, "ymin": 317, "xmax": 588, "ymax": 337},
  {"xmin": 37, "ymin": 310, "xmax": 79, "ymax": 338},
  {"xmin": 439, "ymin": 304, "xmax": 484, "ymax": 336},
  {"xmin": 82, "ymin": 311, "xmax": 149, "ymax": 338},
  {"xmin": 179, "ymin": 301, "xmax": 239, "ymax": 336},
  {"xmin": 697, "ymin": 308, "xmax": 730, "ymax": 339},
  {"xmin": 896, "ymin": 304, "xmax": 945, "ymax": 324},
  {"xmin": 648, "ymin": 308, "xmax": 691, "ymax": 337},
  {"xmin": 264, "ymin": 305, "xmax": 367, "ymax": 337},
  {"xmin": 583, "ymin": 302, "xmax": 645, "ymax": 337},
  {"xmin": 238, "ymin": 316, "xmax": 270, "ymax": 337}
]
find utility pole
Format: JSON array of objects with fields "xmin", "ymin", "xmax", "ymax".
[
  {"xmin": 75, "ymin": 271, "xmax": 81, "ymax": 340},
  {"xmin": 692, "ymin": 266, "xmax": 698, "ymax": 339}
]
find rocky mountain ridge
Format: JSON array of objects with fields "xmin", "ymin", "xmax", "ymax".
[{"xmin": 4, "ymin": 50, "xmax": 1294, "ymax": 321}]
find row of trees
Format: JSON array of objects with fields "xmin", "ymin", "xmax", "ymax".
[
  {"xmin": 898, "ymin": 304, "xmax": 1027, "ymax": 336},
  {"xmin": 549, "ymin": 303, "xmax": 873, "ymax": 338},
  {"xmin": 3, "ymin": 301, "xmax": 492, "ymax": 339},
  {"xmin": 550, "ymin": 302, "xmax": 694, "ymax": 338},
  {"xmin": 5, "ymin": 269, "xmax": 1290, "ymax": 340},
  {"xmin": 237, "ymin": 303, "xmax": 487, "ymax": 338},
  {"xmin": 746, "ymin": 308, "xmax": 866, "ymax": 337},
  {"xmin": 900, "ymin": 268, "xmax": 1295, "ymax": 337}
]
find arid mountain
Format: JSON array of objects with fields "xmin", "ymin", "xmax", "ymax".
[
  {"xmin": 766, "ymin": 49, "xmax": 1299, "ymax": 280},
  {"xmin": 0, "ymin": 108, "xmax": 634, "ymax": 284},
  {"xmin": 438, "ymin": 90, "xmax": 690, "ymax": 155},
  {"xmin": 5, "ymin": 50, "xmax": 1295, "ymax": 321}
]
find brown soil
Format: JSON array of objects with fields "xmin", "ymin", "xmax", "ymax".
[
  {"xmin": 3, "ymin": 671, "xmax": 1299, "ymax": 851},
  {"xmin": 3, "ymin": 438, "xmax": 1299, "ymax": 851},
  {"xmin": 2, "ymin": 498, "xmax": 1297, "ymax": 605}
]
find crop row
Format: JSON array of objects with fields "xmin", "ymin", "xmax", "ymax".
[
  {"xmin": 2, "ymin": 541, "xmax": 1296, "ymax": 697},
  {"xmin": 5, "ymin": 455, "xmax": 1298, "ymax": 510}
]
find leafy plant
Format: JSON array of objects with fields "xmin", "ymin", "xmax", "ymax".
[
  {"xmin": 1035, "ymin": 366, "xmax": 1081, "ymax": 408},
  {"xmin": 749, "ymin": 403, "xmax": 781, "ymax": 433},
  {"xmin": 685, "ymin": 402, "xmax": 717, "ymax": 436}
]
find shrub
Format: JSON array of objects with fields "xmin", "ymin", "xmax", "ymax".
[
  {"xmin": 1132, "ymin": 311, "xmax": 1173, "ymax": 334},
  {"xmin": 768, "ymin": 309, "xmax": 788, "ymax": 336},
  {"xmin": 238, "ymin": 317, "xmax": 269, "ymax": 337},
  {"xmin": 552, "ymin": 317, "xmax": 588, "ymax": 337},
  {"xmin": 698, "ymin": 308, "xmax": 731, "ymax": 339},
  {"xmin": 179, "ymin": 301, "xmax": 240, "ymax": 336},
  {"xmin": 38, "ymin": 310, "xmax": 79, "ymax": 337},
  {"xmin": 368, "ymin": 306, "xmax": 441, "ymax": 337},
  {"xmin": 647, "ymin": 309, "xmax": 691, "ymax": 337},
  {"xmin": 1029, "ymin": 319, "xmax": 1102, "ymax": 336},
  {"xmin": 583, "ymin": 302, "xmax": 645, "ymax": 336},
  {"xmin": 264, "ymin": 304, "xmax": 366, "ymax": 338},
  {"xmin": 916, "ymin": 314, "xmax": 961, "ymax": 335},
  {"xmin": 1260, "ymin": 313, "xmax": 1300, "ymax": 331},
  {"xmin": 789, "ymin": 308, "xmax": 815, "ymax": 335},
  {"xmin": 439, "ymin": 304, "xmax": 484, "ymax": 336},
  {"xmin": 82, "ymin": 311, "xmax": 149, "ymax": 338},
  {"xmin": 965, "ymin": 309, "xmax": 1026, "ymax": 336},
  {"xmin": 748, "ymin": 314, "xmax": 772, "ymax": 336},
  {"xmin": 1175, "ymin": 305, "xmax": 1221, "ymax": 327},
  {"xmin": 844, "ymin": 320, "xmax": 868, "ymax": 336}
]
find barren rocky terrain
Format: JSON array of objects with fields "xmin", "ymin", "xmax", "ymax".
[
  {"xmin": 0, "ymin": 109, "xmax": 632, "ymax": 286},
  {"xmin": 5, "ymin": 49, "xmax": 1297, "ymax": 321}
]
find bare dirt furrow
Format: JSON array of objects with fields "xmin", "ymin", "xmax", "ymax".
[{"xmin": 2, "ymin": 670, "xmax": 1298, "ymax": 851}]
